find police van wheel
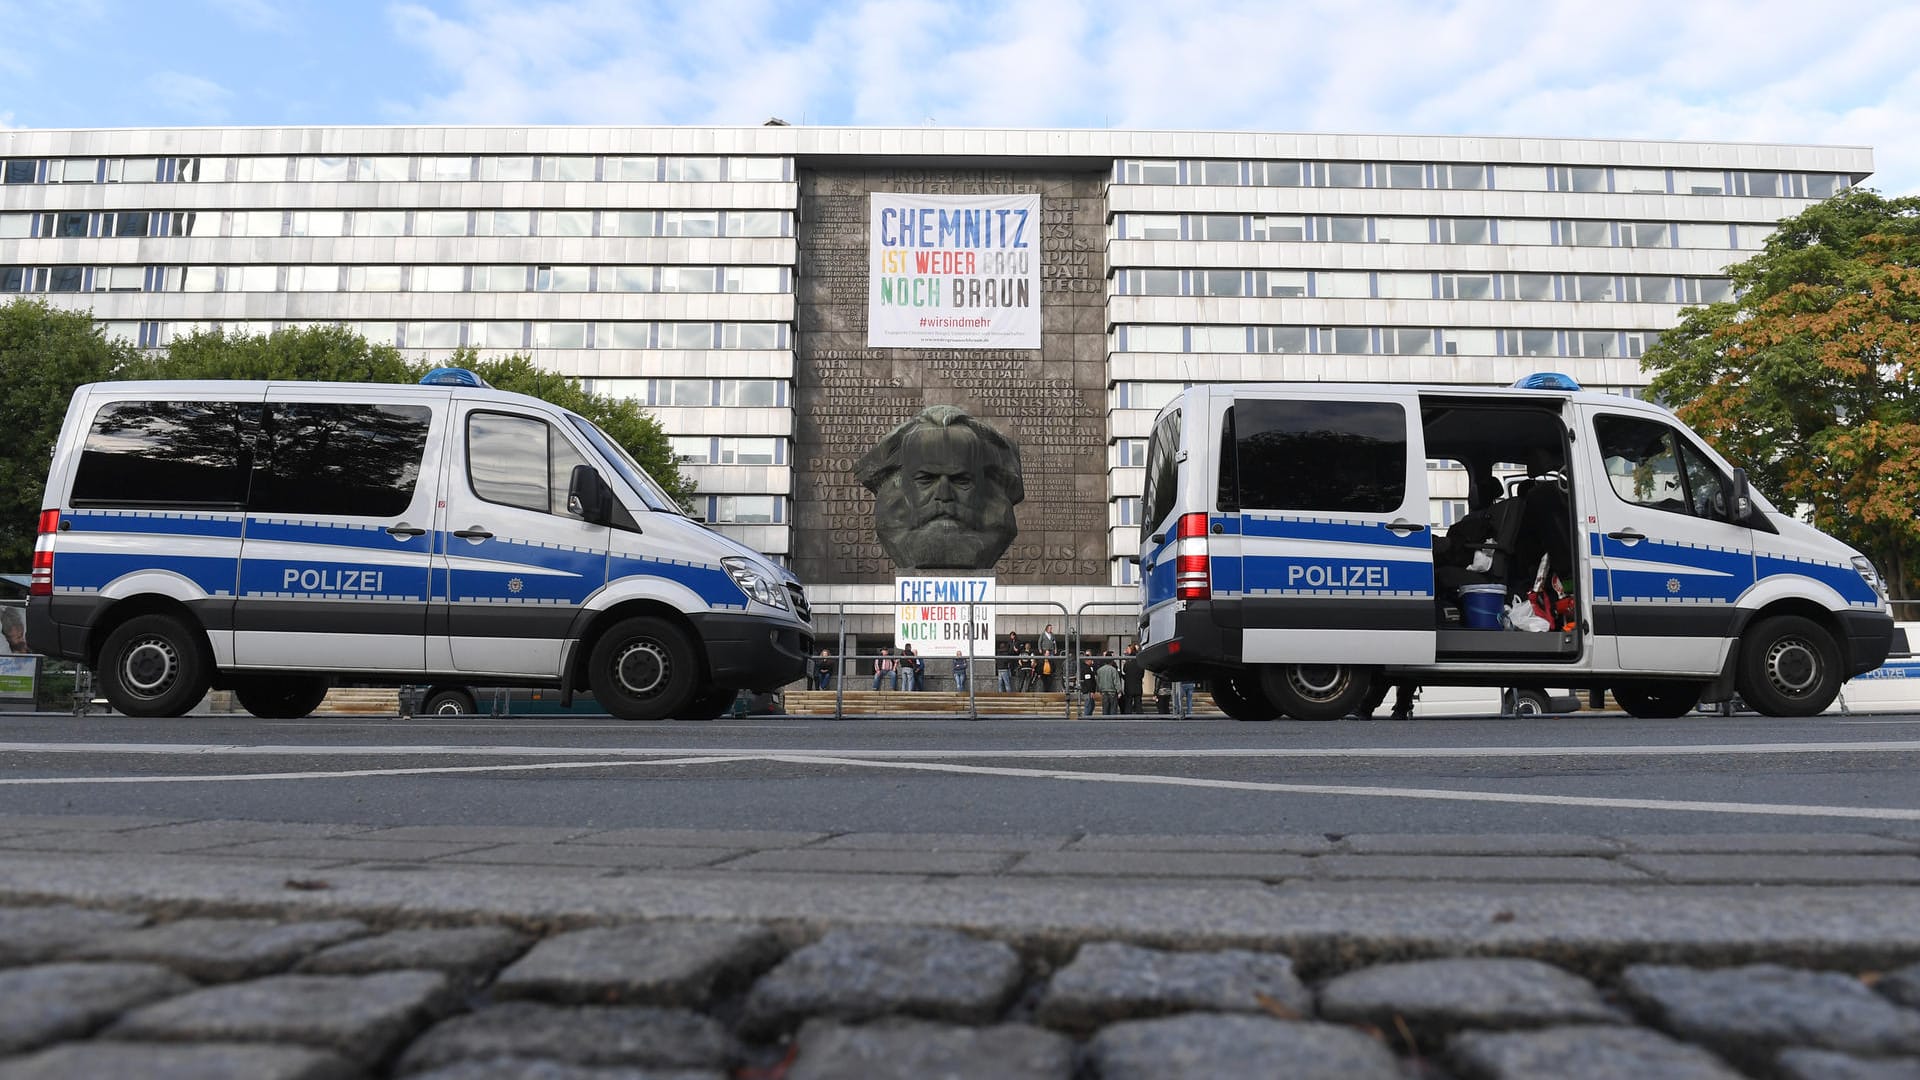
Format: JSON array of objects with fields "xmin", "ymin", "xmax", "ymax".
[
  {"xmin": 232, "ymin": 676, "xmax": 331, "ymax": 719},
  {"xmin": 1512, "ymin": 688, "xmax": 1552, "ymax": 717},
  {"xmin": 1259, "ymin": 663, "xmax": 1373, "ymax": 722},
  {"xmin": 423, "ymin": 689, "xmax": 477, "ymax": 716},
  {"xmin": 99, "ymin": 614, "xmax": 211, "ymax": 718},
  {"xmin": 1613, "ymin": 682, "xmax": 1702, "ymax": 719},
  {"xmin": 680, "ymin": 688, "xmax": 734, "ymax": 721},
  {"xmin": 1737, "ymin": 615, "xmax": 1842, "ymax": 717},
  {"xmin": 590, "ymin": 616, "xmax": 697, "ymax": 721},
  {"xmin": 1212, "ymin": 673, "xmax": 1282, "ymax": 721}
]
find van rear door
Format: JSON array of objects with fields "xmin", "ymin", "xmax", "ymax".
[{"xmin": 1226, "ymin": 390, "xmax": 1435, "ymax": 665}]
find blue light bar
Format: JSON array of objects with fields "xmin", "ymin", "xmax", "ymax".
[
  {"xmin": 1512, "ymin": 372, "xmax": 1582, "ymax": 391},
  {"xmin": 420, "ymin": 367, "xmax": 490, "ymax": 388}
]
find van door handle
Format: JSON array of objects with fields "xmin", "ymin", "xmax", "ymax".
[
  {"xmin": 385, "ymin": 524, "xmax": 426, "ymax": 538},
  {"xmin": 1606, "ymin": 528, "xmax": 1645, "ymax": 545},
  {"xmin": 1386, "ymin": 519, "xmax": 1428, "ymax": 536},
  {"xmin": 452, "ymin": 527, "xmax": 494, "ymax": 541}
]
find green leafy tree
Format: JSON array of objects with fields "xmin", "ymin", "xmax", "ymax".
[
  {"xmin": 1642, "ymin": 190, "xmax": 1920, "ymax": 599},
  {"xmin": 0, "ymin": 300, "xmax": 138, "ymax": 566},
  {"xmin": 130, "ymin": 323, "xmax": 416, "ymax": 382}
]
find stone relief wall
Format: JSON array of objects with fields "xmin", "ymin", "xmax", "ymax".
[{"xmin": 792, "ymin": 166, "xmax": 1109, "ymax": 586}]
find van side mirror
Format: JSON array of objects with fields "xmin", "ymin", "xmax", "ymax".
[
  {"xmin": 568, "ymin": 464, "xmax": 613, "ymax": 524},
  {"xmin": 1729, "ymin": 467, "xmax": 1754, "ymax": 524}
]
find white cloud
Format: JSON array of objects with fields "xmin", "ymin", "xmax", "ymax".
[
  {"xmin": 379, "ymin": 0, "xmax": 1920, "ymax": 193},
  {"xmin": 148, "ymin": 72, "xmax": 235, "ymax": 122}
]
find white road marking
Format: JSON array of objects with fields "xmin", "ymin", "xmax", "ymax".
[
  {"xmin": 0, "ymin": 756, "xmax": 742, "ymax": 785},
  {"xmin": 755, "ymin": 754, "xmax": 1920, "ymax": 822},
  {"xmin": 5, "ymin": 739, "xmax": 1920, "ymax": 761}
]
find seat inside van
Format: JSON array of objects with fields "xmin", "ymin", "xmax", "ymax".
[{"xmin": 1422, "ymin": 398, "xmax": 1580, "ymax": 660}]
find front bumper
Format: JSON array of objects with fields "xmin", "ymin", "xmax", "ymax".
[
  {"xmin": 1843, "ymin": 610, "xmax": 1900, "ymax": 677},
  {"xmin": 691, "ymin": 611, "xmax": 811, "ymax": 690}
]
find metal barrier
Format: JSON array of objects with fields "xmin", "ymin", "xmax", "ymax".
[{"xmin": 807, "ymin": 599, "xmax": 1078, "ymax": 721}]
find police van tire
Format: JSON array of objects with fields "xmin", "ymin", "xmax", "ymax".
[
  {"xmin": 1212, "ymin": 673, "xmax": 1283, "ymax": 721},
  {"xmin": 590, "ymin": 616, "xmax": 697, "ymax": 722},
  {"xmin": 423, "ymin": 688, "xmax": 477, "ymax": 716},
  {"xmin": 1737, "ymin": 615, "xmax": 1842, "ymax": 717},
  {"xmin": 99, "ymin": 613, "xmax": 211, "ymax": 718},
  {"xmin": 680, "ymin": 687, "xmax": 734, "ymax": 721},
  {"xmin": 1614, "ymin": 682, "xmax": 1702, "ymax": 719},
  {"xmin": 232, "ymin": 676, "xmax": 331, "ymax": 719},
  {"xmin": 1259, "ymin": 663, "xmax": 1374, "ymax": 722}
]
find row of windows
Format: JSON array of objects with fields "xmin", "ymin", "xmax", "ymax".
[
  {"xmin": 1116, "ymin": 213, "xmax": 1773, "ymax": 250},
  {"xmin": 1116, "ymin": 159, "xmax": 1850, "ymax": 199},
  {"xmin": 1, "ymin": 208, "xmax": 791, "ymax": 240},
  {"xmin": 1115, "ymin": 269, "xmax": 1734, "ymax": 305},
  {"xmin": 587, "ymin": 378, "xmax": 786, "ymax": 409},
  {"xmin": 670, "ymin": 436, "xmax": 784, "ymax": 465},
  {"xmin": 3, "ymin": 263, "xmax": 789, "ymax": 296},
  {"xmin": 1, "ymin": 154, "xmax": 790, "ymax": 186},
  {"xmin": 1113, "ymin": 325, "xmax": 1662, "ymax": 361},
  {"xmin": 97, "ymin": 318, "xmax": 789, "ymax": 352}
]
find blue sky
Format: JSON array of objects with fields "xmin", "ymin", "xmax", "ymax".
[{"xmin": 3, "ymin": 0, "xmax": 1914, "ymax": 194}]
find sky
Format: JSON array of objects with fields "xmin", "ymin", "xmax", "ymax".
[{"xmin": 0, "ymin": 0, "xmax": 1913, "ymax": 194}]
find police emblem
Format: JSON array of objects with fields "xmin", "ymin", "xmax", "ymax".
[
  {"xmin": 507, "ymin": 578, "xmax": 524, "ymax": 594},
  {"xmin": 1666, "ymin": 578, "xmax": 1681, "ymax": 594}
]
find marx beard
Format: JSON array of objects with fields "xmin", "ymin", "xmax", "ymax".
[{"xmin": 872, "ymin": 480, "xmax": 1017, "ymax": 570}]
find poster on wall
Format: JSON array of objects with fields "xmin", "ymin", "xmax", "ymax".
[
  {"xmin": 0, "ymin": 654, "xmax": 38, "ymax": 702},
  {"xmin": 895, "ymin": 576, "xmax": 995, "ymax": 657},
  {"xmin": 869, "ymin": 193, "xmax": 1041, "ymax": 349}
]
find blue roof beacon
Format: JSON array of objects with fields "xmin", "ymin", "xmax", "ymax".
[
  {"xmin": 419, "ymin": 366, "xmax": 491, "ymax": 388},
  {"xmin": 1511, "ymin": 372, "xmax": 1583, "ymax": 391}
]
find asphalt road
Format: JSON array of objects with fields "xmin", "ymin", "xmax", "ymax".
[{"xmin": 4, "ymin": 708, "xmax": 1920, "ymax": 837}]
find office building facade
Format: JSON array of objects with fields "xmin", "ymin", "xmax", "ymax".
[{"xmin": 0, "ymin": 126, "xmax": 1873, "ymax": 633}]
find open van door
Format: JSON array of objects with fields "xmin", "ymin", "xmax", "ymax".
[{"xmin": 1222, "ymin": 390, "xmax": 1435, "ymax": 667}]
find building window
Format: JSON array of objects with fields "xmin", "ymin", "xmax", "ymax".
[
  {"xmin": 718, "ymin": 437, "xmax": 777, "ymax": 464},
  {"xmin": 354, "ymin": 211, "xmax": 408, "ymax": 237},
  {"xmin": 661, "ymin": 211, "xmax": 719, "ymax": 237},
  {"xmin": 411, "ymin": 266, "xmax": 465, "ymax": 292},
  {"xmin": 1195, "ymin": 160, "xmax": 1239, "ymax": 186},
  {"xmin": 1195, "ymin": 269, "xmax": 1243, "ymax": 297},
  {"xmin": 1316, "ymin": 162, "xmax": 1366, "ymax": 187},
  {"xmin": 1675, "ymin": 223, "xmax": 1730, "ymax": 249},
  {"xmin": 664, "ymin": 157, "xmax": 722, "ymax": 182},
  {"xmin": 1676, "ymin": 170, "xmax": 1724, "ymax": 195},
  {"xmin": 722, "ymin": 323, "xmax": 781, "ymax": 349},
  {"xmin": 1252, "ymin": 160, "xmax": 1305, "ymax": 186},
  {"xmin": 1115, "ymin": 438, "xmax": 1147, "ymax": 467},
  {"xmin": 1493, "ymin": 165, "xmax": 1549, "ymax": 191},
  {"xmin": 470, "ymin": 321, "xmax": 524, "ymax": 349},
  {"xmin": 1254, "ymin": 326, "xmax": 1309, "ymax": 354},
  {"xmin": 1194, "ymin": 215, "xmax": 1242, "ymax": 241},
  {"xmin": 1437, "ymin": 219, "xmax": 1489, "ymax": 245},
  {"xmin": 605, "ymin": 156, "xmax": 659, "ymax": 181},
  {"xmin": 471, "ymin": 266, "xmax": 527, "ymax": 292},
  {"xmin": 1317, "ymin": 272, "xmax": 1370, "ymax": 299},
  {"xmin": 538, "ymin": 210, "xmax": 594, "ymax": 237},
  {"xmin": 480, "ymin": 156, "xmax": 535, "ymax": 181},
  {"xmin": 1382, "ymin": 328, "xmax": 1435, "ymax": 355},
  {"xmin": 1438, "ymin": 273, "xmax": 1491, "ymax": 300},
  {"xmin": 1444, "ymin": 329, "xmax": 1497, "ymax": 356},
  {"xmin": 231, "ymin": 211, "xmax": 282, "ymax": 237},
  {"xmin": 3, "ymin": 159, "xmax": 37, "ymax": 184},
  {"xmin": 1680, "ymin": 278, "xmax": 1734, "ymax": 304},
  {"xmin": 719, "ymin": 380, "xmax": 779, "ymax": 407},
  {"xmin": 713, "ymin": 495, "xmax": 776, "ymax": 524},
  {"xmin": 1573, "ymin": 275, "xmax": 1617, "ymax": 302},
  {"xmin": 541, "ymin": 156, "xmax": 595, "ymax": 181},
  {"xmin": 532, "ymin": 322, "xmax": 588, "ymax": 349},
  {"xmin": 1324, "ymin": 327, "xmax": 1371, "ymax": 354},
  {"xmin": 1123, "ymin": 325, "xmax": 1182, "ymax": 353},
  {"xmin": 1553, "ymin": 166, "xmax": 1608, "ymax": 193},
  {"xmin": 671, "ymin": 436, "xmax": 710, "ymax": 464},
  {"xmin": 1435, "ymin": 164, "xmax": 1486, "ymax": 189},
  {"xmin": 534, "ymin": 266, "xmax": 589, "ymax": 292},
  {"xmin": 1621, "ymin": 222, "xmax": 1670, "ymax": 248},
  {"xmin": 729, "ymin": 157, "xmax": 787, "ymax": 182},
  {"xmin": 1254, "ymin": 271, "xmax": 1308, "ymax": 298},
  {"xmin": 1126, "ymin": 214, "xmax": 1181, "ymax": 240},
  {"xmin": 411, "ymin": 322, "xmax": 461, "ymax": 349},
  {"xmin": 1374, "ymin": 217, "xmax": 1428, "ymax": 244},
  {"xmin": 1503, "ymin": 329, "xmax": 1559, "ymax": 357},
  {"xmin": 288, "ymin": 211, "xmax": 346, "ymax": 237},
  {"xmin": 723, "ymin": 267, "xmax": 783, "ymax": 292},
  {"xmin": 1320, "ymin": 216, "xmax": 1367, "ymax": 243},
  {"xmin": 420, "ymin": 156, "xmax": 473, "ymax": 181},
  {"xmin": 1251, "ymin": 215, "xmax": 1305, "ymax": 242},
  {"xmin": 417, "ymin": 211, "xmax": 468, "ymax": 237},
  {"xmin": 1122, "ymin": 160, "xmax": 1179, "ymax": 185},
  {"xmin": 658, "ymin": 323, "xmax": 715, "ymax": 349},
  {"xmin": 347, "ymin": 266, "xmax": 403, "ymax": 292},
  {"xmin": 300, "ymin": 156, "xmax": 352, "ymax": 182},
  {"xmin": 1572, "ymin": 331, "xmax": 1619, "ymax": 358},
  {"xmin": 1615, "ymin": 168, "xmax": 1667, "ymax": 194},
  {"xmin": 1627, "ymin": 276, "xmax": 1674, "ymax": 303},
  {"xmin": 477, "ymin": 211, "xmax": 531, "ymax": 236},
  {"xmin": 1379, "ymin": 163, "xmax": 1425, "ymax": 189}
]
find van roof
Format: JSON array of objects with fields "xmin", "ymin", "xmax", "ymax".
[
  {"xmin": 1187, "ymin": 382, "xmax": 1667, "ymax": 409},
  {"xmin": 77, "ymin": 379, "xmax": 569, "ymax": 412}
]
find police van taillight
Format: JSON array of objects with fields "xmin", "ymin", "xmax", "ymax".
[
  {"xmin": 29, "ymin": 509, "xmax": 58, "ymax": 596},
  {"xmin": 1175, "ymin": 512, "xmax": 1210, "ymax": 601}
]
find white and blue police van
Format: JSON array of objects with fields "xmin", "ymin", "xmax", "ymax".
[
  {"xmin": 24, "ymin": 369, "xmax": 811, "ymax": 721},
  {"xmin": 1137, "ymin": 376, "xmax": 1903, "ymax": 721}
]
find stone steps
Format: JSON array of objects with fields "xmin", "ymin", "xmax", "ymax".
[{"xmin": 784, "ymin": 690, "xmax": 1221, "ymax": 717}]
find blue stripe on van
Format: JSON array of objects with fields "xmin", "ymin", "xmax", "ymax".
[
  {"xmin": 1756, "ymin": 553, "xmax": 1879, "ymax": 606},
  {"xmin": 608, "ymin": 550, "xmax": 746, "ymax": 610},
  {"xmin": 444, "ymin": 535, "xmax": 605, "ymax": 605},
  {"xmin": 56, "ymin": 551, "xmax": 238, "ymax": 596},
  {"xmin": 1242, "ymin": 555, "xmax": 1435, "ymax": 596},
  {"xmin": 246, "ymin": 518, "xmax": 416, "ymax": 552},
  {"xmin": 1210, "ymin": 554, "xmax": 1243, "ymax": 594},
  {"xmin": 66, "ymin": 511, "xmax": 244, "ymax": 539}
]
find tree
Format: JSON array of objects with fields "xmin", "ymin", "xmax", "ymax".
[
  {"xmin": 128, "ymin": 323, "xmax": 415, "ymax": 383},
  {"xmin": 0, "ymin": 300, "xmax": 138, "ymax": 566},
  {"xmin": 1642, "ymin": 190, "xmax": 1920, "ymax": 599}
]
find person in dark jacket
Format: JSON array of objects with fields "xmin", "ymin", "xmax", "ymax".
[{"xmin": 1120, "ymin": 644, "xmax": 1144, "ymax": 714}]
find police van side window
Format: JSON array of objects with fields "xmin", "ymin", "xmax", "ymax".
[
  {"xmin": 1233, "ymin": 400, "xmax": 1406, "ymax": 513},
  {"xmin": 250, "ymin": 403, "xmax": 431, "ymax": 517},
  {"xmin": 468, "ymin": 412, "xmax": 590, "ymax": 517},
  {"xmin": 1139, "ymin": 409, "xmax": 1181, "ymax": 541},
  {"xmin": 1595, "ymin": 413, "xmax": 1733, "ymax": 520},
  {"xmin": 71, "ymin": 400, "xmax": 258, "ymax": 510}
]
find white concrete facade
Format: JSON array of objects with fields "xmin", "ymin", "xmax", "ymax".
[{"xmin": 0, "ymin": 125, "xmax": 1874, "ymax": 608}]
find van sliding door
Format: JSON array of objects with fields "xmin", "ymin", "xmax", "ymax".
[{"xmin": 1230, "ymin": 395, "xmax": 1436, "ymax": 665}]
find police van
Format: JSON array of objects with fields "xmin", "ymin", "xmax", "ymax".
[
  {"xmin": 1136, "ymin": 376, "xmax": 1902, "ymax": 721},
  {"xmin": 24, "ymin": 370, "xmax": 812, "ymax": 721}
]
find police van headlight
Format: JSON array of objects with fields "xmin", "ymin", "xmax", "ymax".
[
  {"xmin": 722, "ymin": 557, "xmax": 790, "ymax": 610},
  {"xmin": 1853, "ymin": 556, "xmax": 1890, "ymax": 605}
]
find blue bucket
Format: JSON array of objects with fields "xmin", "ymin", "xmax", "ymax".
[{"xmin": 1459, "ymin": 584, "xmax": 1507, "ymax": 630}]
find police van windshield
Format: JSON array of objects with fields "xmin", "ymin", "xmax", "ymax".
[{"xmin": 567, "ymin": 415, "xmax": 683, "ymax": 514}]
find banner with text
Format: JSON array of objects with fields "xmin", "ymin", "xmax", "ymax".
[
  {"xmin": 869, "ymin": 193, "xmax": 1041, "ymax": 349},
  {"xmin": 895, "ymin": 576, "xmax": 995, "ymax": 658}
]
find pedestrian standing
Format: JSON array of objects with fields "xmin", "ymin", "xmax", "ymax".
[
  {"xmin": 1095, "ymin": 654, "xmax": 1122, "ymax": 716},
  {"xmin": 900, "ymin": 643, "xmax": 921, "ymax": 691},
  {"xmin": 1120, "ymin": 644, "xmax": 1143, "ymax": 714},
  {"xmin": 996, "ymin": 637, "xmax": 1015, "ymax": 693},
  {"xmin": 1039, "ymin": 623, "xmax": 1058, "ymax": 655},
  {"xmin": 952, "ymin": 650, "xmax": 968, "ymax": 692}
]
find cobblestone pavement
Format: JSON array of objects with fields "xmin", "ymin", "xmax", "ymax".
[{"xmin": 8, "ymin": 816, "xmax": 1920, "ymax": 1077}]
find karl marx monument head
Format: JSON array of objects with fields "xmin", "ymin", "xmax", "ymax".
[{"xmin": 855, "ymin": 405, "xmax": 1025, "ymax": 571}]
